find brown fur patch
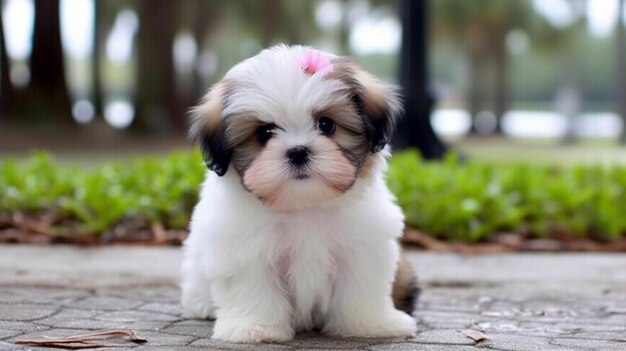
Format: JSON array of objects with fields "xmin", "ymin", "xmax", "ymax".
[
  {"xmin": 392, "ymin": 250, "xmax": 419, "ymax": 315},
  {"xmin": 189, "ymin": 81, "xmax": 229, "ymax": 141},
  {"xmin": 190, "ymin": 80, "xmax": 275, "ymax": 177},
  {"xmin": 356, "ymin": 153, "xmax": 378, "ymax": 180},
  {"xmin": 189, "ymin": 81, "xmax": 233, "ymax": 175},
  {"xmin": 313, "ymin": 102, "xmax": 365, "ymax": 136},
  {"xmin": 327, "ymin": 58, "xmax": 401, "ymax": 117},
  {"xmin": 223, "ymin": 113, "xmax": 267, "ymax": 176},
  {"xmin": 327, "ymin": 57, "xmax": 403, "ymax": 153},
  {"xmin": 313, "ymin": 102, "xmax": 370, "ymax": 173}
]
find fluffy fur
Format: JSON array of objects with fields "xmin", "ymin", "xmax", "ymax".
[{"xmin": 181, "ymin": 45, "xmax": 418, "ymax": 343}]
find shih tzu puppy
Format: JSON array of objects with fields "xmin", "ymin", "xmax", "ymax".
[{"xmin": 181, "ymin": 45, "xmax": 418, "ymax": 343}]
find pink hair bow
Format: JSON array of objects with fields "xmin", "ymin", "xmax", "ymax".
[{"xmin": 298, "ymin": 49, "xmax": 334, "ymax": 76}]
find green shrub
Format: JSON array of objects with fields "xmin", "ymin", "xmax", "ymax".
[
  {"xmin": 387, "ymin": 151, "xmax": 626, "ymax": 241},
  {"xmin": 1, "ymin": 150, "xmax": 625, "ymax": 241},
  {"xmin": 0, "ymin": 151, "xmax": 205, "ymax": 233}
]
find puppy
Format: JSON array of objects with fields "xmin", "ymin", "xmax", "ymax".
[{"xmin": 181, "ymin": 45, "xmax": 418, "ymax": 343}]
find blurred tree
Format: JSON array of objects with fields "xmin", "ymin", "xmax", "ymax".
[
  {"xmin": 135, "ymin": 0, "xmax": 181, "ymax": 133},
  {"xmin": 27, "ymin": 0, "xmax": 72, "ymax": 124},
  {"xmin": 94, "ymin": 0, "xmax": 134, "ymax": 117},
  {"xmin": 394, "ymin": 0, "xmax": 446, "ymax": 158},
  {"xmin": 432, "ymin": 0, "xmax": 563, "ymax": 131},
  {"xmin": 187, "ymin": 0, "xmax": 225, "ymax": 100},
  {"xmin": 191, "ymin": 0, "xmax": 212, "ymax": 98},
  {"xmin": 0, "ymin": 10, "xmax": 14, "ymax": 119},
  {"xmin": 617, "ymin": 0, "xmax": 626, "ymax": 142},
  {"xmin": 338, "ymin": 0, "xmax": 351, "ymax": 55},
  {"xmin": 262, "ymin": 0, "xmax": 281, "ymax": 47},
  {"xmin": 281, "ymin": 0, "xmax": 318, "ymax": 45},
  {"xmin": 235, "ymin": 0, "xmax": 318, "ymax": 47},
  {"xmin": 92, "ymin": 0, "xmax": 104, "ymax": 119}
]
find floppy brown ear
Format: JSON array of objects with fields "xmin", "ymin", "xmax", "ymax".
[
  {"xmin": 189, "ymin": 82, "xmax": 231, "ymax": 176},
  {"xmin": 332, "ymin": 58, "xmax": 404, "ymax": 153},
  {"xmin": 352, "ymin": 68, "xmax": 403, "ymax": 153}
]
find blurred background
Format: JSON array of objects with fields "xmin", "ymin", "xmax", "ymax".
[
  {"xmin": 1, "ymin": 0, "xmax": 626, "ymax": 247},
  {"xmin": 0, "ymin": 0, "xmax": 625, "ymax": 161}
]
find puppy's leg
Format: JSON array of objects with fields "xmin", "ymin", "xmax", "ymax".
[
  {"xmin": 211, "ymin": 265, "xmax": 293, "ymax": 343},
  {"xmin": 180, "ymin": 252, "xmax": 217, "ymax": 320},
  {"xmin": 323, "ymin": 240, "xmax": 417, "ymax": 338},
  {"xmin": 392, "ymin": 251, "xmax": 420, "ymax": 315}
]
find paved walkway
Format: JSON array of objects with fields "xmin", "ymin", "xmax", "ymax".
[{"xmin": 0, "ymin": 245, "xmax": 625, "ymax": 350}]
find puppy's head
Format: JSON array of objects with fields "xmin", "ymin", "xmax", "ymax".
[{"xmin": 190, "ymin": 45, "xmax": 402, "ymax": 210}]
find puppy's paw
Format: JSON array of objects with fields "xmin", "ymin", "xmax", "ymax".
[
  {"xmin": 213, "ymin": 320, "xmax": 293, "ymax": 343},
  {"xmin": 325, "ymin": 310, "xmax": 417, "ymax": 338},
  {"xmin": 375, "ymin": 310, "xmax": 418, "ymax": 337},
  {"xmin": 181, "ymin": 290, "xmax": 216, "ymax": 320}
]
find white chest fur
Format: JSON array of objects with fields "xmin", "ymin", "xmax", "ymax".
[
  {"xmin": 272, "ymin": 210, "xmax": 343, "ymax": 330},
  {"xmin": 181, "ymin": 170, "xmax": 414, "ymax": 342}
]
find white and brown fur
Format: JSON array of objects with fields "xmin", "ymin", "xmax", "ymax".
[{"xmin": 182, "ymin": 45, "xmax": 418, "ymax": 343}]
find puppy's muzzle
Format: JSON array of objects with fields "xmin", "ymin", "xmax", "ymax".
[
  {"xmin": 286, "ymin": 146, "xmax": 310, "ymax": 167},
  {"xmin": 286, "ymin": 146, "xmax": 311, "ymax": 180}
]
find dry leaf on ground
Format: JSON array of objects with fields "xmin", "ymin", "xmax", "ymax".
[
  {"xmin": 14, "ymin": 329, "xmax": 147, "ymax": 349},
  {"xmin": 463, "ymin": 329, "xmax": 490, "ymax": 342}
]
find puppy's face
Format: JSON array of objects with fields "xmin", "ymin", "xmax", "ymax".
[{"xmin": 190, "ymin": 45, "xmax": 402, "ymax": 210}]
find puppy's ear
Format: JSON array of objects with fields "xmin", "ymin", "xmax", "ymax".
[
  {"xmin": 189, "ymin": 82, "xmax": 231, "ymax": 176},
  {"xmin": 333, "ymin": 58, "xmax": 404, "ymax": 153}
]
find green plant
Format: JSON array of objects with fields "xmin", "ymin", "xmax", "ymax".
[
  {"xmin": 0, "ymin": 151, "xmax": 205, "ymax": 234},
  {"xmin": 387, "ymin": 150, "xmax": 626, "ymax": 241},
  {"xmin": 1, "ymin": 150, "xmax": 625, "ymax": 242}
]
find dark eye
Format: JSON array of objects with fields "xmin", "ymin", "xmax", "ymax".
[
  {"xmin": 317, "ymin": 117, "xmax": 336, "ymax": 135},
  {"xmin": 255, "ymin": 124, "xmax": 275, "ymax": 144}
]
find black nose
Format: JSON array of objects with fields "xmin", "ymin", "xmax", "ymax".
[{"xmin": 286, "ymin": 146, "xmax": 310, "ymax": 166}]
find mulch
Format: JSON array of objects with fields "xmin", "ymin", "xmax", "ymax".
[
  {"xmin": 403, "ymin": 228, "xmax": 626, "ymax": 253},
  {"xmin": 0, "ymin": 212, "xmax": 186, "ymax": 246},
  {"xmin": 1, "ymin": 211, "xmax": 626, "ymax": 252}
]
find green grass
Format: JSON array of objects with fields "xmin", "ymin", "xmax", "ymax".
[
  {"xmin": 0, "ymin": 151, "xmax": 205, "ymax": 234},
  {"xmin": 1, "ymin": 150, "xmax": 625, "ymax": 242}
]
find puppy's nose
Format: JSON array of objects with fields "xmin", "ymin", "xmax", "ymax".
[{"xmin": 286, "ymin": 146, "xmax": 310, "ymax": 166}]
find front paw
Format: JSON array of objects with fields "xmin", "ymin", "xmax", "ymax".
[
  {"xmin": 375, "ymin": 310, "xmax": 418, "ymax": 337},
  {"xmin": 181, "ymin": 290, "xmax": 216, "ymax": 320},
  {"xmin": 213, "ymin": 319, "xmax": 293, "ymax": 343},
  {"xmin": 325, "ymin": 310, "xmax": 417, "ymax": 338}
]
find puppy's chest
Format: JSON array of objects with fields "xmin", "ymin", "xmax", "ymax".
[
  {"xmin": 275, "ymin": 217, "xmax": 340, "ymax": 283},
  {"xmin": 274, "ymin": 214, "xmax": 344, "ymax": 319}
]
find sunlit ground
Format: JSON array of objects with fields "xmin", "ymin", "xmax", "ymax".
[
  {"xmin": 454, "ymin": 138, "xmax": 626, "ymax": 166},
  {"xmin": 434, "ymin": 109, "xmax": 626, "ymax": 166},
  {"xmin": 2, "ymin": 135, "xmax": 625, "ymax": 167}
]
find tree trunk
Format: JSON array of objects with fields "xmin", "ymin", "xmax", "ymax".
[
  {"xmin": 617, "ymin": 0, "xmax": 626, "ymax": 142},
  {"xmin": 467, "ymin": 50, "xmax": 486, "ymax": 131},
  {"xmin": 262, "ymin": 0, "xmax": 281, "ymax": 47},
  {"xmin": 92, "ymin": 0, "xmax": 104, "ymax": 118},
  {"xmin": 0, "ymin": 11, "xmax": 14, "ymax": 120},
  {"xmin": 338, "ymin": 0, "xmax": 351, "ymax": 55},
  {"xmin": 193, "ymin": 0, "xmax": 209, "ymax": 99},
  {"xmin": 27, "ymin": 0, "xmax": 73, "ymax": 124},
  {"xmin": 135, "ymin": 0, "xmax": 181, "ymax": 133},
  {"xmin": 492, "ymin": 31, "xmax": 509, "ymax": 133},
  {"xmin": 393, "ymin": 0, "xmax": 446, "ymax": 159},
  {"xmin": 191, "ymin": 0, "xmax": 226, "ymax": 100}
]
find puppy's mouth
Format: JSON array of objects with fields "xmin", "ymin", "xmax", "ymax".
[{"xmin": 292, "ymin": 170, "xmax": 310, "ymax": 180}]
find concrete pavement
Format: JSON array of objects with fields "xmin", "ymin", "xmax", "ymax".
[{"xmin": 0, "ymin": 245, "xmax": 625, "ymax": 350}]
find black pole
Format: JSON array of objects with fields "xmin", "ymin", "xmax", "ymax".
[
  {"xmin": 393, "ymin": 0, "xmax": 446, "ymax": 159},
  {"xmin": 617, "ymin": 0, "xmax": 626, "ymax": 142}
]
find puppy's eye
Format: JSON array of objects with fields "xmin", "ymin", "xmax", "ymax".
[
  {"xmin": 317, "ymin": 117, "xmax": 336, "ymax": 135},
  {"xmin": 255, "ymin": 124, "xmax": 275, "ymax": 144}
]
